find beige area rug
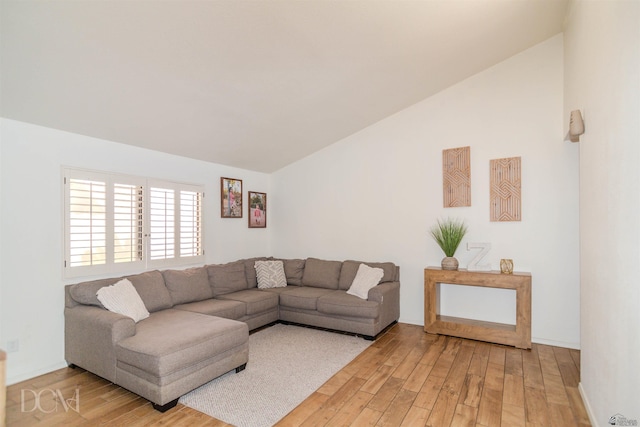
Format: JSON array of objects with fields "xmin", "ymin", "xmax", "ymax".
[{"xmin": 179, "ymin": 323, "xmax": 372, "ymax": 427}]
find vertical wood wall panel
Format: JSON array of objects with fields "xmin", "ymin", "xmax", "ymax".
[
  {"xmin": 443, "ymin": 146, "xmax": 471, "ymax": 207},
  {"xmin": 490, "ymin": 157, "xmax": 522, "ymax": 221}
]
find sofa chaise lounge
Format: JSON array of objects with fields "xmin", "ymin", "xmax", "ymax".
[{"xmin": 64, "ymin": 257, "xmax": 400, "ymax": 411}]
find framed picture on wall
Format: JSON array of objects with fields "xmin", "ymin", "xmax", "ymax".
[
  {"xmin": 220, "ymin": 177, "xmax": 243, "ymax": 218},
  {"xmin": 248, "ymin": 191, "xmax": 267, "ymax": 228}
]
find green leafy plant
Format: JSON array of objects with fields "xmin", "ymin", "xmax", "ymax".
[{"xmin": 429, "ymin": 218, "xmax": 468, "ymax": 257}]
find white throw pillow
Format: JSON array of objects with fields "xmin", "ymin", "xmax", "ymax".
[
  {"xmin": 96, "ymin": 278, "xmax": 150, "ymax": 322},
  {"xmin": 255, "ymin": 260, "xmax": 287, "ymax": 289},
  {"xmin": 347, "ymin": 264, "xmax": 384, "ymax": 300}
]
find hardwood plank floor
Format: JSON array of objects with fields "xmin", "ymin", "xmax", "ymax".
[{"xmin": 5, "ymin": 323, "xmax": 590, "ymax": 426}]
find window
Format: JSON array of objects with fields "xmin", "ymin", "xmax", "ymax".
[
  {"xmin": 149, "ymin": 187, "xmax": 175, "ymax": 261},
  {"xmin": 113, "ymin": 183, "xmax": 144, "ymax": 264},
  {"xmin": 179, "ymin": 190, "xmax": 202, "ymax": 257},
  {"xmin": 68, "ymin": 177, "xmax": 107, "ymax": 268},
  {"xmin": 64, "ymin": 168, "xmax": 204, "ymax": 278}
]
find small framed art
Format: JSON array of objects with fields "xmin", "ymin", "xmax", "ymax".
[
  {"xmin": 248, "ymin": 191, "xmax": 266, "ymax": 228},
  {"xmin": 220, "ymin": 177, "xmax": 243, "ymax": 218}
]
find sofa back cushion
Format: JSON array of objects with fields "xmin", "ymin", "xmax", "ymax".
[
  {"xmin": 207, "ymin": 261, "xmax": 249, "ymax": 296},
  {"xmin": 126, "ymin": 270, "xmax": 174, "ymax": 312},
  {"xmin": 280, "ymin": 259, "xmax": 306, "ymax": 286},
  {"xmin": 69, "ymin": 277, "xmax": 123, "ymax": 308},
  {"xmin": 162, "ymin": 267, "xmax": 213, "ymax": 305},
  {"xmin": 301, "ymin": 258, "xmax": 342, "ymax": 289},
  {"xmin": 69, "ymin": 270, "xmax": 173, "ymax": 313},
  {"xmin": 243, "ymin": 257, "xmax": 271, "ymax": 288},
  {"xmin": 338, "ymin": 260, "xmax": 397, "ymax": 290}
]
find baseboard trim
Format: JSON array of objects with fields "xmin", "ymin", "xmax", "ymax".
[
  {"xmin": 397, "ymin": 317, "xmax": 422, "ymax": 327},
  {"xmin": 6, "ymin": 361, "xmax": 68, "ymax": 386},
  {"xmin": 531, "ymin": 337, "xmax": 580, "ymax": 350},
  {"xmin": 579, "ymin": 382, "xmax": 600, "ymax": 427}
]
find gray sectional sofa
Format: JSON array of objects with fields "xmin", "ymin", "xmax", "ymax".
[{"xmin": 64, "ymin": 257, "xmax": 400, "ymax": 411}]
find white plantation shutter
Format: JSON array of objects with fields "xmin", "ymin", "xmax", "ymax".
[
  {"xmin": 147, "ymin": 184, "xmax": 204, "ymax": 266},
  {"xmin": 64, "ymin": 168, "xmax": 203, "ymax": 278},
  {"xmin": 180, "ymin": 190, "xmax": 202, "ymax": 257},
  {"xmin": 68, "ymin": 178, "xmax": 107, "ymax": 268},
  {"xmin": 113, "ymin": 183, "xmax": 143, "ymax": 263},
  {"xmin": 149, "ymin": 187, "xmax": 175, "ymax": 261}
]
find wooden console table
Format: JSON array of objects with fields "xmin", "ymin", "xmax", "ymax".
[{"xmin": 424, "ymin": 267, "xmax": 531, "ymax": 349}]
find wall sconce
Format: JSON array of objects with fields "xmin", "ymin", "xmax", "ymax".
[{"xmin": 569, "ymin": 109, "xmax": 585, "ymax": 142}]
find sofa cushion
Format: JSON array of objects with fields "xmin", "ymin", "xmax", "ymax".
[
  {"xmin": 116, "ymin": 309, "xmax": 248, "ymax": 380},
  {"xmin": 279, "ymin": 287, "xmax": 335, "ymax": 311},
  {"xmin": 126, "ymin": 270, "xmax": 174, "ymax": 312},
  {"xmin": 243, "ymin": 257, "xmax": 271, "ymax": 288},
  {"xmin": 346, "ymin": 264, "xmax": 384, "ymax": 300},
  {"xmin": 258, "ymin": 286, "xmax": 295, "ymax": 296},
  {"xmin": 216, "ymin": 289, "xmax": 279, "ymax": 315},
  {"xmin": 69, "ymin": 277, "xmax": 124, "ymax": 307},
  {"xmin": 255, "ymin": 260, "xmax": 287, "ymax": 289},
  {"xmin": 96, "ymin": 278, "xmax": 150, "ymax": 322},
  {"xmin": 208, "ymin": 261, "xmax": 249, "ymax": 297},
  {"xmin": 317, "ymin": 291, "xmax": 380, "ymax": 319},
  {"xmin": 162, "ymin": 267, "xmax": 213, "ymax": 305},
  {"xmin": 301, "ymin": 258, "xmax": 342, "ymax": 290},
  {"xmin": 338, "ymin": 260, "xmax": 397, "ymax": 290},
  {"xmin": 173, "ymin": 299, "xmax": 246, "ymax": 319},
  {"xmin": 69, "ymin": 271, "xmax": 172, "ymax": 312},
  {"xmin": 280, "ymin": 259, "xmax": 306, "ymax": 286}
]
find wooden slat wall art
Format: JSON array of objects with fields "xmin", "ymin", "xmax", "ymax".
[
  {"xmin": 490, "ymin": 156, "xmax": 522, "ymax": 221},
  {"xmin": 443, "ymin": 146, "xmax": 471, "ymax": 207}
]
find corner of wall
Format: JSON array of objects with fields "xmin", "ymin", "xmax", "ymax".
[{"xmin": 579, "ymin": 383, "xmax": 600, "ymax": 427}]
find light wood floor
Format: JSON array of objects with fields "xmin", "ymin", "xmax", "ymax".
[{"xmin": 6, "ymin": 323, "xmax": 590, "ymax": 426}]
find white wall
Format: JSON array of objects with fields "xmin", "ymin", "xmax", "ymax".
[
  {"xmin": 0, "ymin": 124, "xmax": 3, "ymax": 357},
  {"xmin": 272, "ymin": 35, "xmax": 581, "ymax": 348},
  {"xmin": 0, "ymin": 119, "xmax": 271, "ymax": 384},
  {"xmin": 564, "ymin": 1, "xmax": 640, "ymax": 425}
]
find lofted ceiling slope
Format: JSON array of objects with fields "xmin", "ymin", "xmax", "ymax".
[{"xmin": 1, "ymin": 0, "xmax": 569, "ymax": 172}]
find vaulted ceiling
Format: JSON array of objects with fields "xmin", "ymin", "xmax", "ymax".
[{"xmin": 1, "ymin": 0, "xmax": 569, "ymax": 172}]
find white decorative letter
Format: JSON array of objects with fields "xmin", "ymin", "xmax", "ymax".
[{"xmin": 467, "ymin": 242, "xmax": 491, "ymax": 271}]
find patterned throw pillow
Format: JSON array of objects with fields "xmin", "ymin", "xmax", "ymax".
[
  {"xmin": 96, "ymin": 278, "xmax": 150, "ymax": 322},
  {"xmin": 255, "ymin": 260, "xmax": 287, "ymax": 289},
  {"xmin": 346, "ymin": 263, "xmax": 384, "ymax": 299}
]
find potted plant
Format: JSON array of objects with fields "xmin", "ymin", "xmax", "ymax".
[{"xmin": 429, "ymin": 217, "xmax": 468, "ymax": 270}]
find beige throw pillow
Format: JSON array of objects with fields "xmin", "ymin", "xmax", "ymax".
[
  {"xmin": 96, "ymin": 278, "xmax": 150, "ymax": 322},
  {"xmin": 347, "ymin": 263, "xmax": 384, "ymax": 299},
  {"xmin": 255, "ymin": 260, "xmax": 287, "ymax": 289}
]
